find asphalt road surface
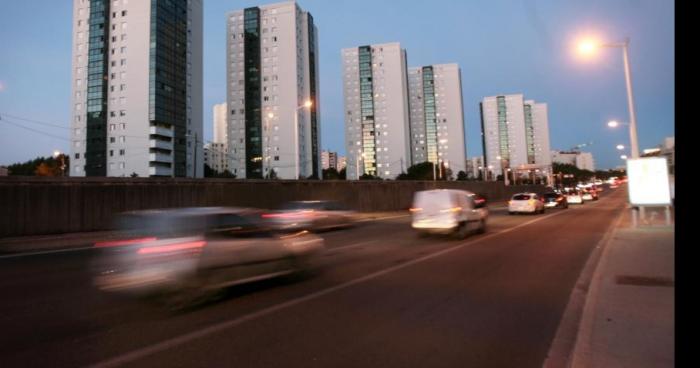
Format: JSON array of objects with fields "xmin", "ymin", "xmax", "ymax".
[{"xmin": 0, "ymin": 188, "xmax": 625, "ymax": 368}]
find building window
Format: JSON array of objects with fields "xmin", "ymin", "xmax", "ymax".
[{"xmin": 119, "ymin": 149, "xmax": 125, "ymax": 156}]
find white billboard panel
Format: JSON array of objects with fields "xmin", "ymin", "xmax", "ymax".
[{"xmin": 627, "ymin": 157, "xmax": 671, "ymax": 206}]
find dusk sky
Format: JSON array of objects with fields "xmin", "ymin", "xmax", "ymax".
[{"xmin": 0, "ymin": 0, "xmax": 674, "ymax": 170}]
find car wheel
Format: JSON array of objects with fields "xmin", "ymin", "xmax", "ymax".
[
  {"xmin": 160, "ymin": 284, "xmax": 214, "ymax": 312},
  {"xmin": 477, "ymin": 219, "xmax": 487, "ymax": 234},
  {"xmin": 509, "ymin": 211, "xmax": 515, "ymax": 215},
  {"xmin": 416, "ymin": 231, "xmax": 430, "ymax": 238},
  {"xmin": 453, "ymin": 222, "xmax": 469, "ymax": 240}
]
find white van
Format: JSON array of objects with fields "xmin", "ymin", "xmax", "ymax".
[{"xmin": 410, "ymin": 189, "xmax": 488, "ymax": 239}]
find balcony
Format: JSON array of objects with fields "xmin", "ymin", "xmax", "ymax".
[
  {"xmin": 149, "ymin": 139, "xmax": 173, "ymax": 151},
  {"xmin": 149, "ymin": 152, "xmax": 172, "ymax": 163},
  {"xmin": 150, "ymin": 125, "xmax": 173, "ymax": 138}
]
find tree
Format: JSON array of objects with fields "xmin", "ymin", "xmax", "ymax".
[
  {"xmin": 360, "ymin": 173, "xmax": 381, "ymax": 180},
  {"xmin": 456, "ymin": 171, "xmax": 468, "ymax": 181},
  {"xmin": 8, "ymin": 155, "xmax": 68, "ymax": 176},
  {"xmin": 552, "ymin": 162, "xmax": 597, "ymax": 187},
  {"xmin": 396, "ymin": 162, "xmax": 433, "ymax": 180},
  {"xmin": 205, "ymin": 164, "xmax": 237, "ymax": 178},
  {"xmin": 35, "ymin": 162, "xmax": 58, "ymax": 176},
  {"xmin": 323, "ymin": 168, "xmax": 340, "ymax": 180},
  {"xmin": 130, "ymin": 172, "xmax": 139, "ymax": 178},
  {"xmin": 396, "ymin": 162, "xmax": 450, "ymax": 181},
  {"xmin": 338, "ymin": 168, "xmax": 347, "ymax": 180}
]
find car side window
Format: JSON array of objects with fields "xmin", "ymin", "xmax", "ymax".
[
  {"xmin": 465, "ymin": 195, "xmax": 476, "ymax": 209},
  {"xmin": 210, "ymin": 214, "xmax": 271, "ymax": 239}
]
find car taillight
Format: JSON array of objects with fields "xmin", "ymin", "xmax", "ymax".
[
  {"xmin": 441, "ymin": 207, "xmax": 462, "ymax": 213},
  {"xmin": 262, "ymin": 211, "xmax": 313, "ymax": 219},
  {"xmin": 137, "ymin": 240, "xmax": 206, "ymax": 255},
  {"xmin": 94, "ymin": 237, "xmax": 158, "ymax": 248},
  {"xmin": 409, "ymin": 207, "xmax": 422, "ymax": 212}
]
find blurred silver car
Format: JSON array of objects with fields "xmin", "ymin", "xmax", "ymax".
[
  {"xmin": 93, "ymin": 207, "xmax": 324, "ymax": 308},
  {"xmin": 262, "ymin": 200, "xmax": 357, "ymax": 232}
]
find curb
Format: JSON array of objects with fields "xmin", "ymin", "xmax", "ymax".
[{"xmin": 542, "ymin": 205, "xmax": 627, "ymax": 368}]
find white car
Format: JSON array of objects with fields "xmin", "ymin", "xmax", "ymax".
[
  {"xmin": 508, "ymin": 193, "xmax": 545, "ymax": 215},
  {"xmin": 581, "ymin": 191, "xmax": 594, "ymax": 201},
  {"xmin": 411, "ymin": 189, "xmax": 488, "ymax": 239},
  {"xmin": 566, "ymin": 192, "xmax": 584, "ymax": 204}
]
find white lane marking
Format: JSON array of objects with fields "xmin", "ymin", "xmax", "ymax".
[
  {"xmin": 326, "ymin": 239, "xmax": 379, "ymax": 253},
  {"xmin": 0, "ymin": 246, "xmax": 96, "ymax": 260},
  {"xmin": 89, "ymin": 208, "xmax": 570, "ymax": 368}
]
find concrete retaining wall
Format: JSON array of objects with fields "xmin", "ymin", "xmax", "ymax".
[{"xmin": 0, "ymin": 177, "xmax": 545, "ymax": 237}]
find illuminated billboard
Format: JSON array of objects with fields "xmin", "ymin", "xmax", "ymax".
[{"xmin": 627, "ymin": 157, "xmax": 671, "ymax": 206}]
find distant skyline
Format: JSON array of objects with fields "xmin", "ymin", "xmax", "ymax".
[{"xmin": 0, "ymin": 0, "xmax": 674, "ymax": 170}]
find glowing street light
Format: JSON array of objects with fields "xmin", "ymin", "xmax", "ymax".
[
  {"xmin": 576, "ymin": 36, "xmax": 640, "ymax": 158},
  {"xmin": 577, "ymin": 38, "xmax": 599, "ymax": 56},
  {"xmin": 616, "ymin": 144, "xmax": 625, "ymax": 150},
  {"xmin": 621, "ymin": 155, "xmax": 628, "ymax": 160},
  {"xmin": 53, "ymin": 150, "xmax": 66, "ymax": 177}
]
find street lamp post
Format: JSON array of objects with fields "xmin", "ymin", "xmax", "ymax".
[
  {"xmin": 497, "ymin": 156, "xmax": 509, "ymax": 186},
  {"xmin": 265, "ymin": 112, "xmax": 274, "ymax": 178},
  {"xmin": 579, "ymin": 37, "xmax": 639, "ymax": 158},
  {"xmin": 294, "ymin": 101, "xmax": 313, "ymax": 180},
  {"xmin": 53, "ymin": 150, "xmax": 65, "ymax": 177},
  {"xmin": 355, "ymin": 152, "xmax": 364, "ymax": 180}
]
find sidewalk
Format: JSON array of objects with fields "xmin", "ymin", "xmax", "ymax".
[{"xmin": 570, "ymin": 206, "xmax": 674, "ymax": 367}]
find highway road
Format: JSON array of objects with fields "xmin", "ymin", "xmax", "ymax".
[{"xmin": 0, "ymin": 188, "xmax": 626, "ymax": 368}]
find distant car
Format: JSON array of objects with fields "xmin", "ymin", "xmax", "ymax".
[
  {"xmin": 582, "ymin": 191, "xmax": 594, "ymax": 201},
  {"xmin": 508, "ymin": 193, "xmax": 546, "ymax": 215},
  {"xmin": 587, "ymin": 189, "xmax": 599, "ymax": 200},
  {"xmin": 542, "ymin": 192, "xmax": 569, "ymax": 209},
  {"xmin": 566, "ymin": 191, "xmax": 584, "ymax": 204},
  {"xmin": 93, "ymin": 207, "xmax": 325, "ymax": 309},
  {"xmin": 262, "ymin": 200, "xmax": 356, "ymax": 232},
  {"xmin": 411, "ymin": 189, "xmax": 488, "ymax": 239}
]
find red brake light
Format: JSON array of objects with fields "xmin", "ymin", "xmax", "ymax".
[
  {"xmin": 94, "ymin": 237, "xmax": 158, "ymax": 248},
  {"xmin": 137, "ymin": 241, "xmax": 206, "ymax": 255}
]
